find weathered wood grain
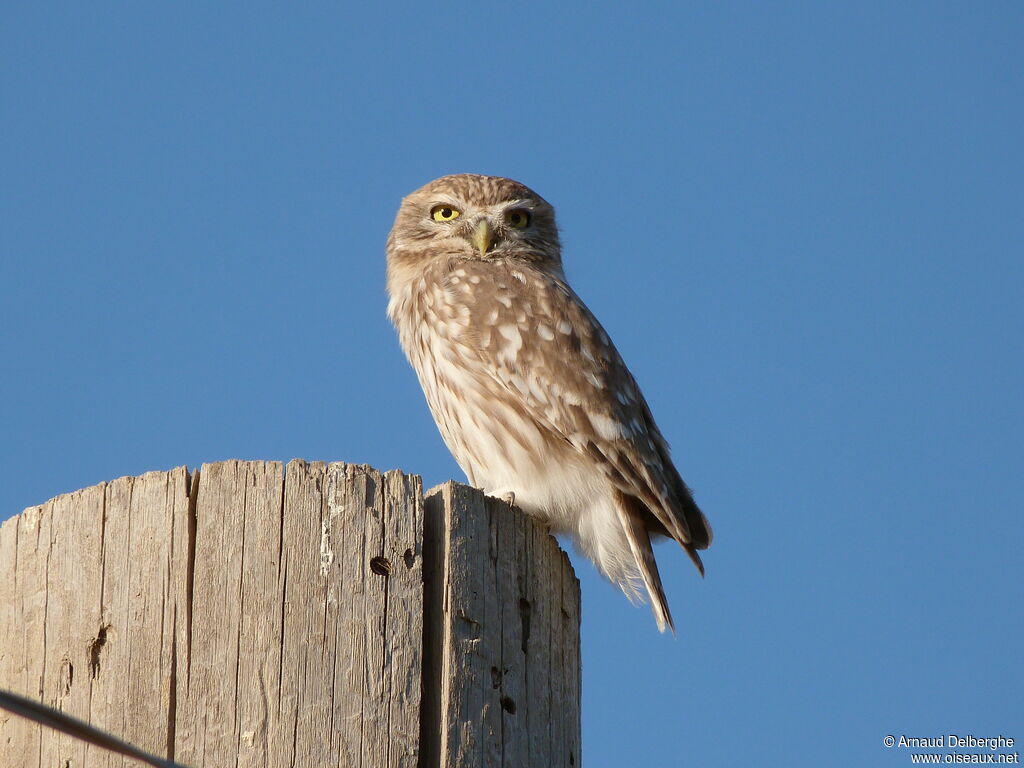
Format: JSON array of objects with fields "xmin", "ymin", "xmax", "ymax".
[
  {"xmin": 422, "ymin": 483, "xmax": 581, "ymax": 768},
  {"xmin": 0, "ymin": 461, "xmax": 581, "ymax": 767}
]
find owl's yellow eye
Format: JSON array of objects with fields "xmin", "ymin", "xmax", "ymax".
[
  {"xmin": 431, "ymin": 205, "xmax": 461, "ymax": 222},
  {"xmin": 507, "ymin": 209, "xmax": 531, "ymax": 229}
]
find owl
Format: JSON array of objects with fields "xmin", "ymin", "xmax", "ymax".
[{"xmin": 386, "ymin": 174, "xmax": 711, "ymax": 632}]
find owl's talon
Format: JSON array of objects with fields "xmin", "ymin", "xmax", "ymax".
[{"xmin": 500, "ymin": 491, "xmax": 516, "ymax": 508}]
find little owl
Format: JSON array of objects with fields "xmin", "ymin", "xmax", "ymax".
[{"xmin": 386, "ymin": 174, "xmax": 711, "ymax": 632}]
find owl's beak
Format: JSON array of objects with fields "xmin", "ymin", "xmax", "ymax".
[{"xmin": 470, "ymin": 219, "xmax": 494, "ymax": 255}]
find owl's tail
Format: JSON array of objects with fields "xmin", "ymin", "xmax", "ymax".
[{"xmin": 612, "ymin": 489, "xmax": 675, "ymax": 633}]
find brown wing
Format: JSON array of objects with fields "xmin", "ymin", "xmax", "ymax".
[{"xmin": 439, "ymin": 258, "xmax": 712, "ymax": 563}]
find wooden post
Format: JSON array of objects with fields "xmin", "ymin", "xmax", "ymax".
[{"xmin": 0, "ymin": 460, "xmax": 581, "ymax": 768}]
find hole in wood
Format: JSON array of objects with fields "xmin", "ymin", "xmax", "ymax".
[
  {"xmin": 403, "ymin": 548, "xmax": 415, "ymax": 569},
  {"xmin": 59, "ymin": 658, "xmax": 73, "ymax": 696},
  {"xmin": 89, "ymin": 624, "xmax": 111, "ymax": 679},
  {"xmin": 370, "ymin": 556, "xmax": 392, "ymax": 576},
  {"xmin": 519, "ymin": 598, "xmax": 532, "ymax": 654},
  {"xmin": 500, "ymin": 696, "xmax": 517, "ymax": 715}
]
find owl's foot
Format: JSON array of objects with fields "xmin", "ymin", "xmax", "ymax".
[{"xmin": 487, "ymin": 490, "xmax": 516, "ymax": 509}]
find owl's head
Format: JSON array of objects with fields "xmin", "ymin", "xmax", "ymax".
[{"xmin": 387, "ymin": 174, "xmax": 562, "ymax": 282}]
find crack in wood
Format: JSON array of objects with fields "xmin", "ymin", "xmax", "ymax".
[{"xmin": 0, "ymin": 462, "xmax": 580, "ymax": 768}]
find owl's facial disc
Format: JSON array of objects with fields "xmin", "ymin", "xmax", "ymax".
[{"xmin": 413, "ymin": 190, "xmax": 547, "ymax": 261}]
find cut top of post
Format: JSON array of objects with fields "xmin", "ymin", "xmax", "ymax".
[{"xmin": 0, "ymin": 459, "xmax": 581, "ymax": 768}]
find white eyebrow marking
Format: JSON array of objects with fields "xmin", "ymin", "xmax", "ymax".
[{"xmin": 427, "ymin": 194, "xmax": 462, "ymax": 208}]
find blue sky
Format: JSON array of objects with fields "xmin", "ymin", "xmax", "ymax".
[{"xmin": 3, "ymin": 3, "xmax": 1022, "ymax": 766}]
